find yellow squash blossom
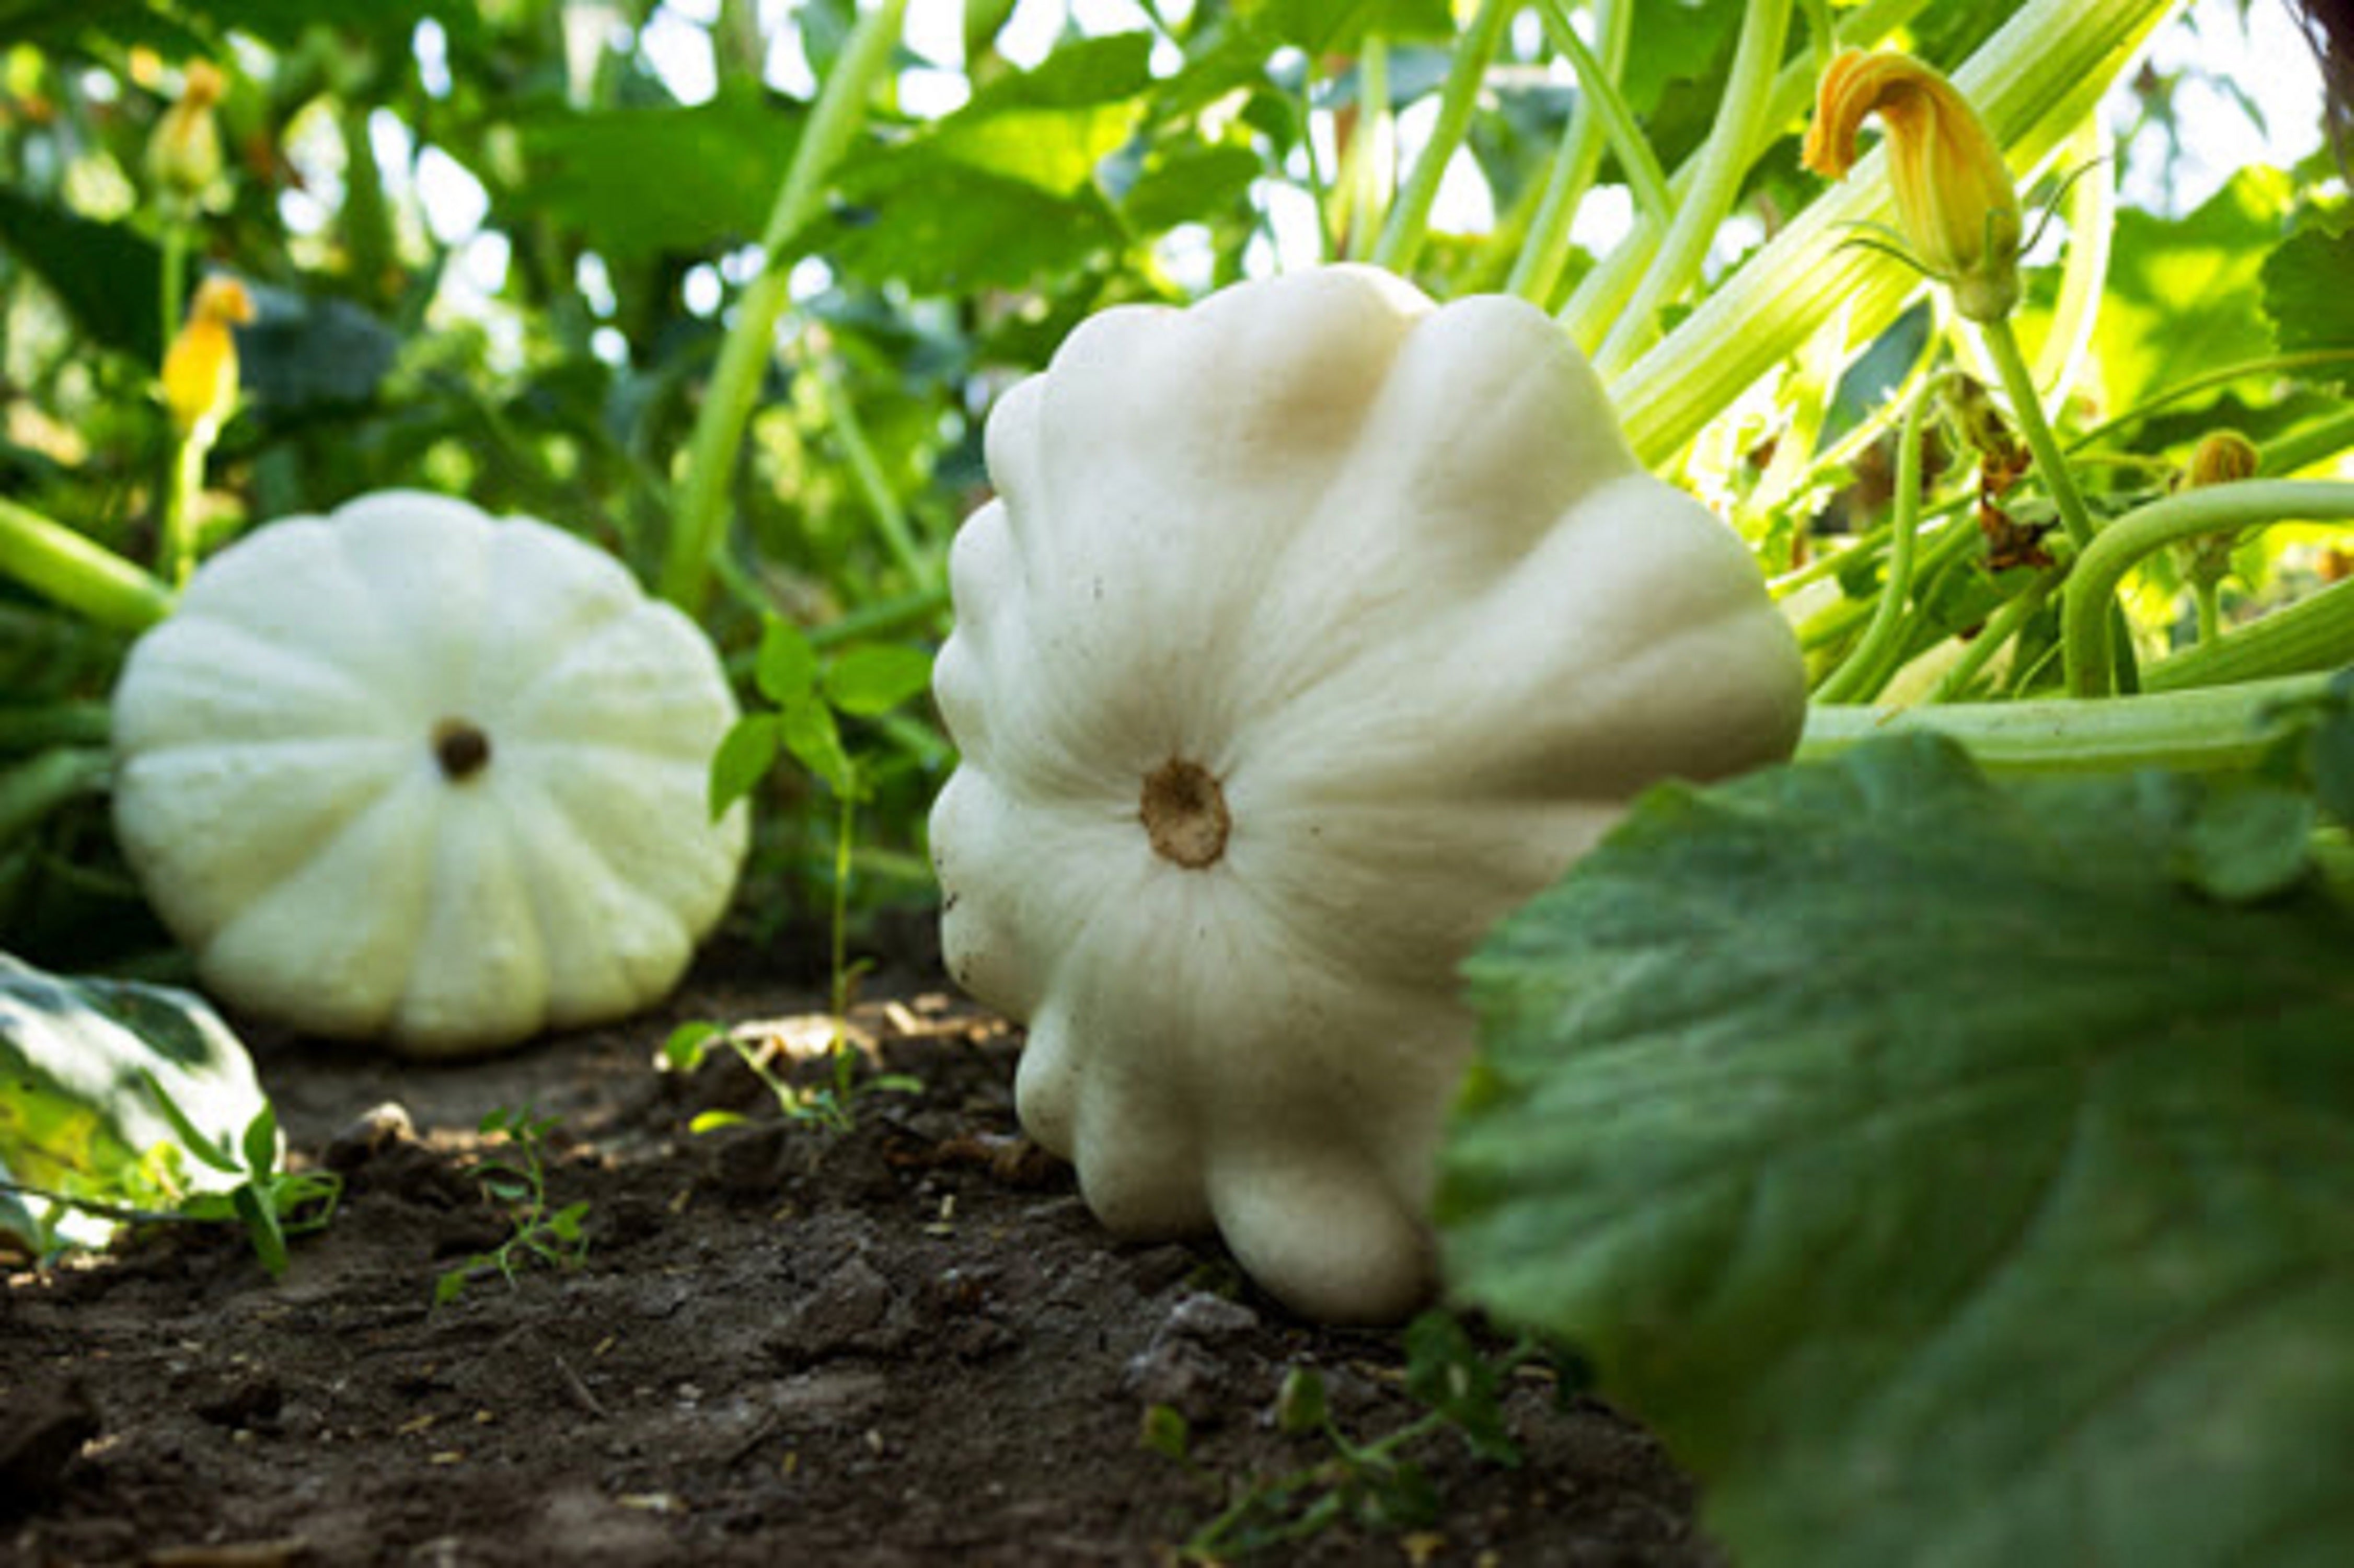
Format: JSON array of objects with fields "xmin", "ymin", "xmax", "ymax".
[
  {"xmin": 1803, "ymin": 50, "xmax": 2023, "ymax": 324},
  {"xmin": 162, "ymin": 275, "xmax": 255, "ymax": 441}
]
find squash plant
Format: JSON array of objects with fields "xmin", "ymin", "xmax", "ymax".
[{"xmin": 2, "ymin": 0, "xmax": 2351, "ymax": 1552}]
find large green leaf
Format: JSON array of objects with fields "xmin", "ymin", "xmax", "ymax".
[
  {"xmin": 1, "ymin": 953, "xmax": 270, "ymax": 1251},
  {"xmin": 513, "ymin": 94, "xmax": 806, "ymax": 261},
  {"xmin": 2262, "ymin": 219, "xmax": 2354, "ymax": 388},
  {"xmin": 821, "ymin": 156, "xmax": 1124, "ymax": 294},
  {"xmin": 1439, "ymin": 736, "xmax": 2354, "ymax": 1568},
  {"xmin": 2095, "ymin": 168, "xmax": 2292, "ymax": 421}
]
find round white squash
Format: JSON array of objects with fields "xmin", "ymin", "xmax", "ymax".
[
  {"xmin": 111, "ymin": 490, "xmax": 748, "ymax": 1057},
  {"xmin": 930, "ymin": 266, "xmax": 1807, "ymax": 1322}
]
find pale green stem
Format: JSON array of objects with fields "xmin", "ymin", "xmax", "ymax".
[
  {"xmin": 1507, "ymin": 0, "xmax": 1634, "ymax": 305},
  {"xmin": 0, "ymin": 701, "xmax": 111, "ymax": 751},
  {"xmin": 1369, "ymin": 0, "xmax": 1514, "ymax": 274},
  {"xmin": 0, "ymin": 496, "xmax": 178, "ymax": 633},
  {"xmin": 2032, "ymin": 113, "xmax": 2113, "ymax": 397},
  {"xmin": 829, "ymin": 789, "xmax": 857, "ymax": 1034},
  {"xmin": 1297, "ymin": 57, "xmax": 1335, "ymax": 264},
  {"xmin": 2144, "ymin": 575, "xmax": 2354, "ymax": 693},
  {"xmin": 1816, "ymin": 376, "xmax": 1938, "ymax": 702},
  {"xmin": 805, "ymin": 584, "xmax": 952, "ymax": 651},
  {"xmin": 1540, "ymin": 0, "xmax": 1670, "ymax": 223},
  {"xmin": 661, "ymin": 0, "xmax": 908, "ymax": 613},
  {"xmin": 2063, "ymin": 481, "xmax": 2354, "ymax": 697},
  {"xmin": 1562, "ymin": 0, "xmax": 1933, "ymax": 349},
  {"xmin": 2064, "ymin": 350, "xmax": 2354, "ymax": 457},
  {"xmin": 158, "ymin": 220, "xmax": 188, "ymax": 372},
  {"xmin": 0, "ymin": 748, "xmax": 113, "ymax": 845},
  {"xmin": 2258, "ymin": 404, "xmax": 2354, "ymax": 478},
  {"xmin": 1921, "ymin": 567, "xmax": 2062, "ymax": 703},
  {"xmin": 803, "ymin": 351, "xmax": 933, "ymax": 589},
  {"xmin": 1612, "ymin": 0, "xmax": 2181, "ymax": 471},
  {"xmin": 158, "ymin": 425, "xmax": 211, "ymax": 587},
  {"xmin": 2195, "ymin": 579, "xmax": 2223, "ymax": 643},
  {"xmin": 1982, "ymin": 308, "xmax": 2147, "ymax": 695},
  {"xmin": 1343, "ymin": 37, "xmax": 1391, "ymax": 263},
  {"xmin": 1803, "ymin": 671, "xmax": 2337, "ymax": 775},
  {"xmin": 1594, "ymin": 0, "xmax": 1790, "ymax": 378},
  {"xmin": 1977, "ymin": 314, "xmax": 2096, "ymax": 550}
]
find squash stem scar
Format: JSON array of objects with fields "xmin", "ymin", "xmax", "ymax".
[
  {"xmin": 1140, "ymin": 758, "xmax": 1229, "ymax": 869},
  {"xmin": 431, "ymin": 717, "xmax": 493, "ymax": 781}
]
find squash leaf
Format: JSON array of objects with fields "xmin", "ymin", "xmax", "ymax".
[
  {"xmin": 0, "ymin": 952, "xmax": 270, "ymax": 1252},
  {"xmin": 2261, "ymin": 219, "xmax": 2354, "ymax": 388},
  {"xmin": 2094, "ymin": 169, "xmax": 2291, "ymax": 421},
  {"xmin": 1439, "ymin": 736, "xmax": 2354, "ymax": 1568}
]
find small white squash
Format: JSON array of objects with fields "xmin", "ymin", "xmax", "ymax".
[
  {"xmin": 111, "ymin": 491, "xmax": 748, "ymax": 1057},
  {"xmin": 929, "ymin": 266, "xmax": 1807, "ymax": 1322}
]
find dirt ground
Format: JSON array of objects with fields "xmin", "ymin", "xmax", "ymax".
[{"xmin": 1, "ymin": 950, "xmax": 1715, "ymax": 1567}]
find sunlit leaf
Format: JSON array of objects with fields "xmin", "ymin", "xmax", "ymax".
[
  {"xmin": 2261, "ymin": 219, "xmax": 2354, "ymax": 387},
  {"xmin": 822, "ymin": 644, "xmax": 934, "ymax": 717},
  {"xmin": 2095, "ymin": 168, "xmax": 2292, "ymax": 421}
]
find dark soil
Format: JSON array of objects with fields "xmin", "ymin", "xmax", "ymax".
[{"xmin": 2, "ymin": 959, "xmax": 1714, "ymax": 1566}]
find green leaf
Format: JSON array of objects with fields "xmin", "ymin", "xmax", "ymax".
[
  {"xmin": 1230, "ymin": 0, "xmax": 1454, "ymax": 53},
  {"xmin": 821, "ymin": 644, "xmax": 933, "ymax": 717},
  {"xmin": 1275, "ymin": 1365, "xmax": 1328, "ymax": 1435},
  {"xmin": 2174, "ymin": 780, "xmax": 2318, "ymax": 902},
  {"xmin": 2096, "ymin": 169, "xmax": 2292, "ymax": 419},
  {"xmin": 239, "ymin": 1103, "xmax": 281, "ymax": 1180},
  {"xmin": 1120, "ymin": 142, "xmax": 1264, "ymax": 236},
  {"xmin": 929, "ymin": 34, "xmax": 1153, "ymax": 196},
  {"xmin": 662, "ymin": 1020, "xmax": 726, "ymax": 1074},
  {"xmin": 0, "ymin": 954, "xmax": 269, "ymax": 1250},
  {"xmin": 1140, "ymin": 1402, "xmax": 1192, "ymax": 1461},
  {"xmin": 2262, "ymin": 220, "xmax": 2354, "ymax": 387},
  {"xmin": 708, "ymin": 714, "xmax": 781, "ymax": 820},
  {"xmin": 1401, "ymin": 1312, "xmax": 1519, "ymax": 1465},
  {"xmin": 0, "ymin": 191, "xmax": 174, "ymax": 365},
  {"xmin": 2313, "ymin": 673, "xmax": 2354, "ymax": 825},
  {"xmin": 513, "ymin": 94, "xmax": 805, "ymax": 261},
  {"xmin": 1439, "ymin": 736, "xmax": 2354, "ymax": 1568},
  {"xmin": 755, "ymin": 617, "xmax": 822, "ymax": 705},
  {"xmin": 779, "ymin": 696, "xmax": 858, "ymax": 800},
  {"xmin": 819, "ymin": 157, "xmax": 1123, "ymax": 295}
]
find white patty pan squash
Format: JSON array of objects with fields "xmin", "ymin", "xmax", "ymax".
[
  {"xmin": 929, "ymin": 266, "xmax": 1807, "ymax": 1323},
  {"xmin": 111, "ymin": 490, "xmax": 748, "ymax": 1058}
]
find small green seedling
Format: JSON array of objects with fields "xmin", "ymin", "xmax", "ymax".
[
  {"xmin": 132, "ymin": 1068, "xmax": 341, "ymax": 1278},
  {"xmin": 708, "ymin": 617, "xmax": 938, "ymax": 1027},
  {"xmin": 662, "ymin": 1019, "xmax": 919, "ymax": 1136},
  {"xmin": 1152, "ymin": 1311, "xmax": 1532, "ymax": 1560},
  {"xmin": 434, "ymin": 1106, "xmax": 588, "ymax": 1306}
]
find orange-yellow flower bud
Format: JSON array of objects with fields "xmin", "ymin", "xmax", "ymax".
[
  {"xmin": 162, "ymin": 275, "xmax": 254, "ymax": 440},
  {"xmin": 1804, "ymin": 50, "xmax": 2022, "ymax": 324},
  {"xmin": 146, "ymin": 61, "xmax": 227, "ymax": 200}
]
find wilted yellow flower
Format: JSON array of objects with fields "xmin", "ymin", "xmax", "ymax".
[
  {"xmin": 1804, "ymin": 50, "xmax": 2022, "ymax": 324},
  {"xmin": 146, "ymin": 60, "xmax": 227, "ymax": 200},
  {"xmin": 162, "ymin": 275, "xmax": 254, "ymax": 439}
]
